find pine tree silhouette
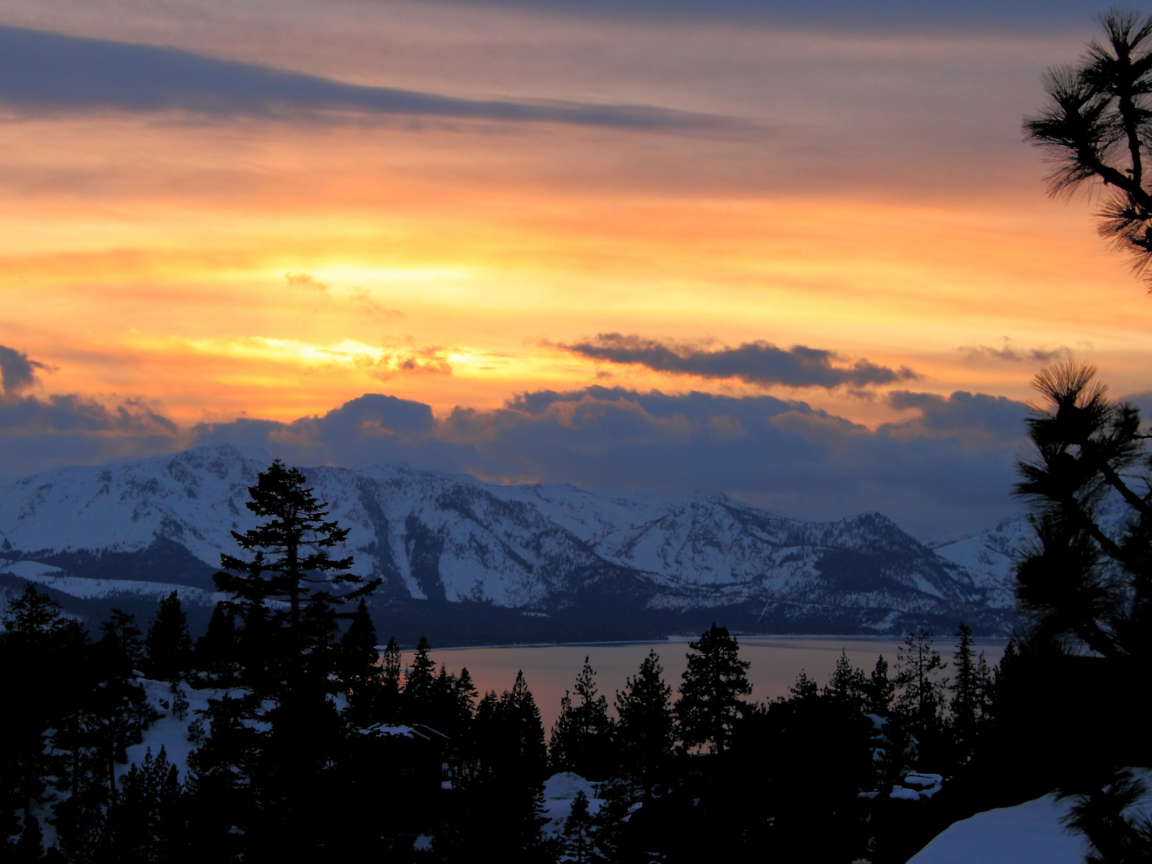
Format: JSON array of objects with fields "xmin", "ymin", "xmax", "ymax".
[
  {"xmin": 403, "ymin": 636, "xmax": 437, "ymax": 724},
  {"xmin": 89, "ymin": 611, "xmax": 158, "ymax": 800},
  {"xmin": 823, "ymin": 650, "xmax": 867, "ymax": 711},
  {"xmin": 676, "ymin": 624, "xmax": 751, "ymax": 754},
  {"xmin": 894, "ymin": 628, "xmax": 948, "ymax": 761},
  {"xmin": 379, "ymin": 636, "xmax": 403, "ymax": 722},
  {"xmin": 102, "ymin": 746, "xmax": 184, "ymax": 861},
  {"xmin": 214, "ymin": 458, "xmax": 378, "ymax": 696},
  {"xmin": 560, "ymin": 790, "xmax": 602, "ymax": 864},
  {"xmin": 192, "ymin": 602, "xmax": 238, "ymax": 685},
  {"xmin": 866, "ymin": 655, "xmax": 895, "ymax": 717},
  {"xmin": 336, "ymin": 598, "xmax": 383, "ymax": 724},
  {"xmin": 950, "ymin": 623, "xmax": 979, "ymax": 762},
  {"xmin": 549, "ymin": 657, "xmax": 614, "ymax": 779},
  {"xmin": 145, "ymin": 591, "xmax": 193, "ymax": 681},
  {"xmin": 0, "ymin": 587, "xmax": 89, "ymax": 849},
  {"xmin": 614, "ymin": 650, "xmax": 673, "ymax": 788}
]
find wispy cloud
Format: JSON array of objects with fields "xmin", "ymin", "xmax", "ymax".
[
  {"xmin": 415, "ymin": 0, "xmax": 1099, "ymax": 32},
  {"xmin": 350, "ymin": 289, "xmax": 405, "ymax": 321},
  {"xmin": 959, "ymin": 338, "xmax": 1072, "ymax": 364},
  {"xmin": 284, "ymin": 271, "xmax": 328, "ymax": 292},
  {"xmin": 0, "ymin": 26, "xmax": 754, "ymax": 136},
  {"xmin": 559, "ymin": 333, "xmax": 919, "ymax": 389},
  {"xmin": 355, "ymin": 347, "xmax": 454, "ymax": 380}
]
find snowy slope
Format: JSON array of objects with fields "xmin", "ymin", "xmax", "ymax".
[
  {"xmin": 933, "ymin": 516, "xmax": 1030, "ymax": 610},
  {"xmin": 0, "ymin": 444, "xmax": 1019, "ymax": 633},
  {"xmin": 908, "ymin": 795, "xmax": 1086, "ymax": 863},
  {"xmin": 935, "ymin": 496, "xmax": 1134, "ymax": 611}
]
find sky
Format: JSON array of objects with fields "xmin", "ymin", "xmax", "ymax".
[{"xmin": 2, "ymin": 0, "xmax": 1151, "ymax": 540}]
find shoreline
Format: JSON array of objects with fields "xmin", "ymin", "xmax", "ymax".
[{"xmin": 381, "ymin": 633, "xmax": 1013, "ymax": 652}]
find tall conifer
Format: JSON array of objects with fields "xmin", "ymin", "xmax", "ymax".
[
  {"xmin": 950, "ymin": 623, "xmax": 979, "ymax": 761},
  {"xmin": 614, "ymin": 650, "xmax": 674, "ymax": 788},
  {"xmin": 676, "ymin": 623, "xmax": 751, "ymax": 753},
  {"xmin": 145, "ymin": 591, "xmax": 193, "ymax": 681}
]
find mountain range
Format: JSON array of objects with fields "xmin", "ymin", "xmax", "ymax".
[{"xmin": 0, "ymin": 444, "xmax": 1025, "ymax": 644}]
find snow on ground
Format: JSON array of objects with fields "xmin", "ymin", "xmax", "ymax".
[
  {"xmin": 541, "ymin": 772, "xmax": 602, "ymax": 837},
  {"xmin": 911, "ymin": 769, "xmax": 1152, "ymax": 863},
  {"xmin": 891, "ymin": 773, "xmax": 944, "ymax": 800},
  {"xmin": 123, "ymin": 679, "xmax": 215, "ymax": 782},
  {"xmin": 908, "ymin": 795, "xmax": 1085, "ymax": 863},
  {"xmin": 0, "ymin": 561, "xmax": 224, "ymax": 605}
]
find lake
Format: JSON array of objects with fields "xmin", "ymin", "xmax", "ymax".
[{"xmin": 400, "ymin": 635, "xmax": 1008, "ymax": 731}]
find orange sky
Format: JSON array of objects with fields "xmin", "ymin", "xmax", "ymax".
[{"xmin": 1, "ymin": 1, "xmax": 1149, "ymax": 534}]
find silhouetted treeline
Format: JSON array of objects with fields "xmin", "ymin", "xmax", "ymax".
[{"xmin": 2, "ymin": 581, "xmax": 1029, "ymax": 863}]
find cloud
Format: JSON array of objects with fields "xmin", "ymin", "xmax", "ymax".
[
  {"xmin": 560, "ymin": 333, "xmax": 919, "ymax": 389},
  {"xmin": 181, "ymin": 386, "xmax": 1027, "ymax": 538},
  {"xmin": 1029, "ymin": 346, "xmax": 1074, "ymax": 363},
  {"xmin": 0, "ymin": 344, "xmax": 49, "ymax": 396},
  {"xmin": 355, "ymin": 347, "xmax": 454, "ymax": 380},
  {"xmin": 284, "ymin": 271, "xmax": 328, "ymax": 292},
  {"xmin": 415, "ymin": 0, "xmax": 1104, "ymax": 33},
  {"xmin": 959, "ymin": 339, "xmax": 1072, "ymax": 364},
  {"xmin": 0, "ymin": 391, "xmax": 182, "ymax": 478},
  {"xmin": 350, "ymin": 289, "xmax": 405, "ymax": 321},
  {"xmin": 0, "ymin": 26, "xmax": 752, "ymax": 136},
  {"xmin": 0, "ymin": 382, "xmax": 1033, "ymax": 539},
  {"xmin": 884, "ymin": 390, "xmax": 1026, "ymax": 442}
]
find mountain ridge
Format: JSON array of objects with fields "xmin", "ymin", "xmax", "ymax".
[{"xmin": 0, "ymin": 444, "xmax": 1023, "ymax": 642}]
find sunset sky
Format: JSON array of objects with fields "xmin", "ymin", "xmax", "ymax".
[{"xmin": 2, "ymin": 0, "xmax": 1150, "ymax": 539}]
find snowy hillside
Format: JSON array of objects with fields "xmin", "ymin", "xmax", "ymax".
[
  {"xmin": 934, "ymin": 496, "xmax": 1135, "ymax": 612},
  {"xmin": 0, "ymin": 444, "xmax": 1021, "ymax": 637}
]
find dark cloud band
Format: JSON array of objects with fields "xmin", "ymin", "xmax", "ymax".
[
  {"xmin": 412, "ymin": 0, "xmax": 1105, "ymax": 33},
  {"xmin": 560, "ymin": 333, "xmax": 919, "ymax": 389},
  {"xmin": 0, "ymin": 384, "xmax": 1030, "ymax": 538},
  {"xmin": 0, "ymin": 26, "xmax": 749, "ymax": 135}
]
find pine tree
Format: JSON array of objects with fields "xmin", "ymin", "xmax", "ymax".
[
  {"xmin": 560, "ymin": 791, "xmax": 601, "ymax": 864},
  {"xmin": 102, "ymin": 746, "xmax": 184, "ymax": 862},
  {"xmin": 866, "ymin": 655, "xmax": 895, "ymax": 717},
  {"xmin": 1011, "ymin": 363, "xmax": 1152, "ymax": 659},
  {"xmin": 949, "ymin": 623, "xmax": 979, "ymax": 762},
  {"xmin": 453, "ymin": 675, "xmax": 549, "ymax": 863},
  {"xmin": 504, "ymin": 670, "xmax": 549, "ymax": 781},
  {"xmin": 379, "ymin": 637, "xmax": 403, "ymax": 722},
  {"xmin": 894, "ymin": 629, "xmax": 948, "ymax": 755},
  {"xmin": 100, "ymin": 609, "xmax": 146, "ymax": 673},
  {"xmin": 975, "ymin": 651, "xmax": 995, "ymax": 727},
  {"xmin": 88, "ymin": 611, "xmax": 158, "ymax": 800},
  {"xmin": 676, "ymin": 623, "xmax": 751, "ymax": 754},
  {"xmin": 336, "ymin": 599, "xmax": 382, "ymax": 723},
  {"xmin": 214, "ymin": 458, "xmax": 379, "ymax": 695},
  {"xmin": 549, "ymin": 657, "xmax": 614, "ymax": 779},
  {"xmin": 185, "ymin": 692, "xmax": 265, "ymax": 861},
  {"xmin": 1058, "ymin": 767, "xmax": 1152, "ymax": 863},
  {"xmin": 788, "ymin": 669, "xmax": 819, "ymax": 702},
  {"xmin": 454, "ymin": 667, "xmax": 479, "ymax": 729},
  {"xmin": 614, "ymin": 650, "xmax": 674, "ymax": 789},
  {"xmin": 823, "ymin": 650, "xmax": 867, "ymax": 711},
  {"xmin": 0, "ymin": 587, "xmax": 90, "ymax": 845},
  {"xmin": 403, "ymin": 636, "xmax": 437, "ymax": 723},
  {"xmin": 429, "ymin": 665, "xmax": 464, "ymax": 733},
  {"xmin": 144, "ymin": 592, "xmax": 193, "ymax": 682},
  {"xmin": 192, "ymin": 603, "xmax": 238, "ymax": 685}
]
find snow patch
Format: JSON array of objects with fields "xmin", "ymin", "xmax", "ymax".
[{"xmin": 541, "ymin": 772, "xmax": 603, "ymax": 838}]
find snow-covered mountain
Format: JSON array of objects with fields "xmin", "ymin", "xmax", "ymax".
[{"xmin": 0, "ymin": 444, "xmax": 1022, "ymax": 639}]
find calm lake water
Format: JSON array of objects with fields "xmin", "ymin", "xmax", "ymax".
[{"xmin": 401, "ymin": 636, "xmax": 1008, "ymax": 731}]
